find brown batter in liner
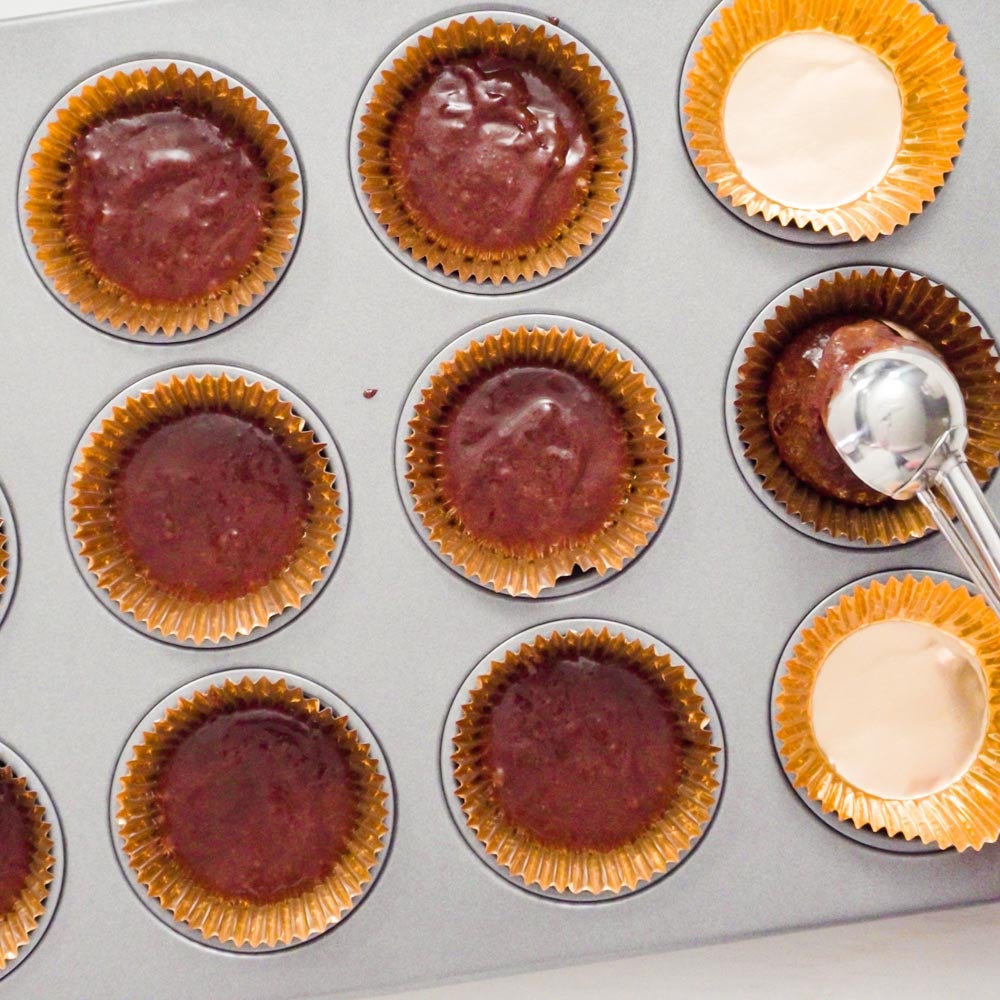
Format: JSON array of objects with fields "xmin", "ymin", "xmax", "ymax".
[
  {"xmin": 69, "ymin": 372, "xmax": 341, "ymax": 644},
  {"xmin": 24, "ymin": 63, "xmax": 300, "ymax": 336},
  {"xmin": 116, "ymin": 676, "xmax": 389, "ymax": 948},
  {"xmin": 0, "ymin": 523, "xmax": 7, "ymax": 602},
  {"xmin": 0, "ymin": 764, "xmax": 54, "ymax": 972},
  {"xmin": 452, "ymin": 627, "xmax": 720, "ymax": 895},
  {"xmin": 405, "ymin": 326, "xmax": 670, "ymax": 596},
  {"xmin": 359, "ymin": 16, "xmax": 627, "ymax": 284}
]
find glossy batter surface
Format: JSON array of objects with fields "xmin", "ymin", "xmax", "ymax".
[
  {"xmin": 483, "ymin": 654, "xmax": 683, "ymax": 851},
  {"xmin": 158, "ymin": 707, "xmax": 357, "ymax": 903},
  {"xmin": 63, "ymin": 106, "xmax": 269, "ymax": 301},
  {"xmin": 388, "ymin": 54, "xmax": 594, "ymax": 252},
  {"xmin": 0, "ymin": 774, "xmax": 33, "ymax": 917},
  {"xmin": 113, "ymin": 412, "xmax": 309, "ymax": 602},
  {"xmin": 439, "ymin": 366, "xmax": 629, "ymax": 551}
]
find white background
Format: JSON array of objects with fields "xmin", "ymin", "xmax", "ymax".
[{"xmin": 5, "ymin": 0, "xmax": 1000, "ymax": 996}]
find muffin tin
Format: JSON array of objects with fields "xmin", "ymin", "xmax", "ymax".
[{"xmin": 1, "ymin": 0, "xmax": 999, "ymax": 997}]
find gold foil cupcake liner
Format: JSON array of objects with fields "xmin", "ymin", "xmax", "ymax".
[
  {"xmin": 0, "ymin": 490, "xmax": 18, "ymax": 633},
  {"xmin": 452, "ymin": 627, "xmax": 721, "ymax": 895},
  {"xmin": 115, "ymin": 676, "xmax": 390, "ymax": 949},
  {"xmin": 735, "ymin": 268, "xmax": 1000, "ymax": 545},
  {"xmin": 358, "ymin": 15, "xmax": 628, "ymax": 284},
  {"xmin": 775, "ymin": 575, "xmax": 1000, "ymax": 850},
  {"xmin": 69, "ymin": 371, "xmax": 342, "ymax": 644},
  {"xmin": 0, "ymin": 764, "xmax": 55, "ymax": 972},
  {"xmin": 405, "ymin": 325, "xmax": 671, "ymax": 596},
  {"xmin": 0, "ymin": 522, "xmax": 7, "ymax": 602},
  {"xmin": 683, "ymin": 0, "xmax": 967, "ymax": 240},
  {"xmin": 23, "ymin": 61, "xmax": 300, "ymax": 336}
]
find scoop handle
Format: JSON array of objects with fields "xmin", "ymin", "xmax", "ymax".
[{"xmin": 917, "ymin": 458, "xmax": 1000, "ymax": 613}]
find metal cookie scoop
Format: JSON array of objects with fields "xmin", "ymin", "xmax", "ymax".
[{"xmin": 825, "ymin": 344, "xmax": 1000, "ymax": 612}]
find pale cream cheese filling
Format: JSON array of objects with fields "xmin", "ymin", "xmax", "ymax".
[
  {"xmin": 722, "ymin": 30, "xmax": 903, "ymax": 210},
  {"xmin": 810, "ymin": 620, "xmax": 987, "ymax": 799}
]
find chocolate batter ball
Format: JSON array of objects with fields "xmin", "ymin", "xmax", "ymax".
[{"xmin": 767, "ymin": 318, "xmax": 908, "ymax": 505}]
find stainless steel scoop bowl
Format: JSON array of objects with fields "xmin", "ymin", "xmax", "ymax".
[{"xmin": 825, "ymin": 344, "xmax": 1000, "ymax": 611}]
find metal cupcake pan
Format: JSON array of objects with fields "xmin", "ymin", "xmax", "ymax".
[{"xmin": 1, "ymin": 0, "xmax": 999, "ymax": 997}]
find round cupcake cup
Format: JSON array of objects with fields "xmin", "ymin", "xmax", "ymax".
[
  {"xmin": 396, "ymin": 315, "xmax": 677, "ymax": 598},
  {"xmin": 725, "ymin": 266, "xmax": 1000, "ymax": 548},
  {"xmin": 65, "ymin": 364, "xmax": 348, "ymax": 647},
  {"xmin": 0, "ymin": 484, "xmax": 19, "ymax": 632},
  {"xmin": 679, "ymin": 0, "xmax": 966, "ymax": 244},
  {"xmin": 441, "ymin": 618, "xmax": 725, "ymax": 902},
  {"xmin": 771, "ymin": 570, "xmax": 1000, "ymax": 853},
  {"xmin": 351, "ymin": 10, "xmax": 633, "ymax": 294},
  {"xmin": 19, "ymin": 58, "xmax": 303, "ymax": 342},
  {"xmin": 0, "ymin": 740, "xmax": 64, "ymax": 981},
  {"xmin": 109, "ymin": 668, "xmax": 394, "ymax": 953}
]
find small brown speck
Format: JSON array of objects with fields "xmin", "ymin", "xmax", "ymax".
[
  {"xmin": 363, "ymin": 388, "xmax": 379, "ymax": 399},
  {"xmin": 547, "ymin": 14, "xmax": 560, "ymax": 25}
]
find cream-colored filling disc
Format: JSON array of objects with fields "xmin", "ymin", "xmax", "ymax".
[
  {"xmin": 810, "ymin": 620, "xmax": 987, "ymax": 799},
  {"xmin": 722, "ymin": 31, "xmax": 902, "ymax": 210}
]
